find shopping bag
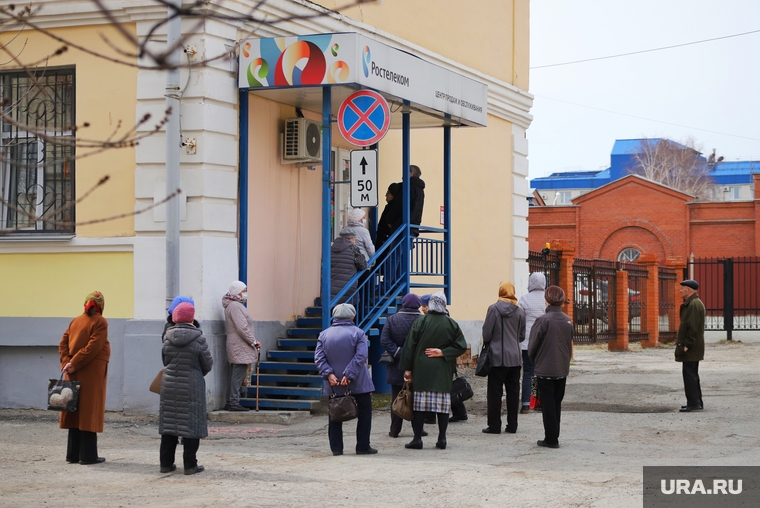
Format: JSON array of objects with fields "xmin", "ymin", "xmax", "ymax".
[{"xmin": 47, "ymin": 372, "xmax": 81, "ymax": 412}]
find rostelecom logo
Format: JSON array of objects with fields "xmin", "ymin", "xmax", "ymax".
[{"xmin": 362, "ymin": 46, "xmax": 371, "ymax": 77}]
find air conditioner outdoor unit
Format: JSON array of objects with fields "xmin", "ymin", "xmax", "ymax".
[{"xmin": 283, "ymin": 118, "xmax": 322, "ymax": 161}]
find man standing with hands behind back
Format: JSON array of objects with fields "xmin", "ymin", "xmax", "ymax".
[{"xmin": 676, "ymin": 279, "xmax": 705, "ymax": 413}]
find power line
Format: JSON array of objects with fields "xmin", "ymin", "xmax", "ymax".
[
  {"xmin": 531, "ymin": 29, "xmax": 760, "ymax": 69},
  {"xmin": 534, "ymin": 94, "xmax": 760, "ymax": 142}
]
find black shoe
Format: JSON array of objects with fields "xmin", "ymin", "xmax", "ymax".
[
  {"xmin": 520, "ymin": 407, "xmax": 531, "ymax": 415},
  {"xmin": 435, "ymin": 439, "xmax": 447, "ymax": 450},
  {"xmin": 421, "ymin": 430, "xmax": 429, "ymax": 437},
  {"xmin": 505, "ymin": 428, "xmax": 517, "ymax": 434},
  {"xmin": 224, "ymin": 404, "xmax": 250, "ymax": 412},
  {"xmin": 679, "ymin": 405, "xmax": 703, "ymax": 412},
  {"xmin": 356, "ymin": 447, "xmax": 378, "ymax": 455},
  {"xmin": 482, "ymin": 427, "xmax": 501, "ymax": 434},
  {"xmin": 66, "ymin": 458, "xmax": 79, "ymax": 464},
  {"xmin": 537, "ymin": 440, "xmax": 559, "ymax": 449},
  {"xmin": 405, "ymin": 439, "xmax": 423, "ymax": 450},
  {"xmin": 160, "ymin": 464, "xmax": 177, "ymax": 473},
  {"xmin": 80, "ymin": 457, "xmax": 106, "ymax": 465},
  {"xmin": 184, "ymin": 465, "xmax": 205, "ymax": 475},
  {"xmin": 449, "ymin": 415, "xmax": 468, "ymax": 423},
  {"xmin": 332, "ymin": 451, "xmax": 343, "ymax": 456},
  {"xmin": 388, "ymin": 431, "xmax": 399, "ymax": 438}
]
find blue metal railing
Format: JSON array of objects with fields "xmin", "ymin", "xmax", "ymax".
[{"xmin": 410, "ymin": 226, "xmax": 447, "ymax": 280}]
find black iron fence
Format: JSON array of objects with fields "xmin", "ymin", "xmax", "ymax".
[
  {"xmin": 572, "ymin": 258, "xmax": 618, "ymax": 343},
  {"xmin": 528, "ymin": 249, "xmax": 561, "ymax": 287},
  {"xmin": 686, "ymin": 257, "xmax": 760, "ymax": 337},
  {"xmin": 621, "ymin": 262, "xmax": 648, "ymax": 342},
  {"xmin": 658, "ymin": 267, "xmax": 677, "ymax": 342}
]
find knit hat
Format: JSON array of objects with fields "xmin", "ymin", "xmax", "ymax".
[
  {"xmin": 172, "ymin": 302, "xmax": 195, "ymax": 324},
  {"xmin": 168, "ymin": 295, "xmax": 194, "ymax": 316},
  {"xmin": 84, "ymin": 291, "xmax": 105, "ymax": 314},
  {"xmin": 545, "ymin": 285, "xmax": 566, "ymax": 306},
  {"xmin": 347, "ymin": 208, "xmax": 365, "ymax": 223},
  {"xmin": 387, "ymin": 182, "xmax": 401, "ymax": 197},
  {"xmin": 228, "ymin": 280, "xmax": 246, "ymax": 296},
  {"xmin": 420, "ymin": 294, "xmax": 431, "ymax": 306},
  {"xmin": 332, "ymin": 303, "xmax": 356, "ymax": 319},
  {"xmin": 401, "ymin": 293, "xmax": 421, "ymax": 309},
  {"xmin": 339, "ymin": 227, "xmax": 356, "ymax": 239},
  {"xmin": 680, "ymin": 279, "xmax": 699, "ymax": 290}
]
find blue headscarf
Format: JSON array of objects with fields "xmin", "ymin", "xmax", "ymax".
[{"xmin": 168, "ymin": 295, "xmax": 194, "ymax": 316}]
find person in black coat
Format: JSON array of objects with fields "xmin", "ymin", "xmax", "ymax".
[
  {"xmin": 380, "ymin": 293, "xmax": 425, "ymax": 437},
  {"xmin": 375, "ymin": 182, "xmax": 403, "ymax": 251},
  {"xmin": 409, "ymin": 165, "xmax": 425, "ymax": 237}
]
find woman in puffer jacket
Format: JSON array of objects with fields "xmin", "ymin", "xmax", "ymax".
[{"xmin": 222, "ymin": 281, "xmax": 260, "ymax": 411}]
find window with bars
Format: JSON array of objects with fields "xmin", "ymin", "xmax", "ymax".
[{"xmin": 0, "ymin": 68, "xmax": 75, "ymax": 234}]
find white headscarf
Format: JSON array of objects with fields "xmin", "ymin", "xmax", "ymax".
[{"xmin": 428, "ymin": 291, "xmax": 447, "ymax": 313}]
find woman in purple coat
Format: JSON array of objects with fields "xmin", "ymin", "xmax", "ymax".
[{"xmin": 314, "ymin": 303, "xmax": 377, "ymax": 456}]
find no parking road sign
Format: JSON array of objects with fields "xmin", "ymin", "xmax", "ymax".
[
  {"xmin": 350, "ymin": 150, "xmax": 378, "ymax": 207},
  {"xmin": 338, "ymin": 90, "xmax": 391, "ymax": 147}
]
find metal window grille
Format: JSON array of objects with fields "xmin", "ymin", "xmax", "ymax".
[{"xmin": 0, "ymin": 68, "xmax": 75, "ymax": 233}]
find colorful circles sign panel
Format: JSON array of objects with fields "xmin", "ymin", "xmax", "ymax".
[{"xmin": 338, "ymin": 90, "xmax": 391, "ymax": 147}]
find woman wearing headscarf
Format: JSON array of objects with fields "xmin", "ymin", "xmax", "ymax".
[
  {"xmin": 223, "ymin": 281, "xmax": 260, "ymax": 411},
  {"xmin": 160, "ymin": 301, "xmax": 213, "ymax": 474},
  {"xmin": 346, "ymin": 208, "xmax": 375, "ymax": 263},
  {"xmin": 517, "ymin": 273, "xmax": 547, "ymax": 414},
  {"xmin": 528, "ymin": 285, "xmax": 573, "ymax": 449},
  {"xmin": 314, "ymin": 303, "xmax": 377, "ymax": 456},
  {"xmin": 399, "ymin": 292, "xmax": 467, "ymax": 450},
  {"xmin": 59, "ymin": 291, "xmax": 110, "ymax": 465},
  {"xmin": 380, "ymin": 293, "xmax": 424, "ymax": 438},
  {"xmin": 482, "ymin": 281, "xmax": 525, "ymax": 435}
]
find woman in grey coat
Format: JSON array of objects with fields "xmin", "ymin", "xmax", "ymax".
[
  {"xmin": 330, "ymin": 228, "xmax": 367, "ymax": 305},
  {"xmin": 346, "ymin": 208, "xmax": 375, "ymax": 262},
  {"xmin": 314, "ymin": 303, "xmax": 377, "ymax": 456},
  {"xmin": 223, "ymin": 280, "xmax": 260, "ymax": 411},
  {"xmin": 482, "ymin": 281, "xmax": 525, "ymax": 435},
  {"xmin": 517, "ymin": 272, "xmax": 546, "ymax": 413},
  {"xmin": 159, "ymin": 301, "xmax": 213, "ymax": 475}
]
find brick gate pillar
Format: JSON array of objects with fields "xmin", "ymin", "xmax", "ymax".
[
  {"xmin": 609, "ymin": 270, "xmax": 629, "ymax": 351},
  {"xmin": 552, "ymin": 240, "xmax": 576, "ymax": 323},
  {"xmin": 666, "ymin": 257, "xmax": 687, "ymax": 332},
  {"xmin": 638, "ymin": 253, "xmax": 660, "ymax": 348},
  {"xmin": 754, "ymin": 174, "xmax": 760, "ymax": 255}
]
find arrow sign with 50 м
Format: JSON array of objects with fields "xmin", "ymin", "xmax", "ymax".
[{"xmin": 350, "ymin": 150, "xmax": 378, "ymax": 207}]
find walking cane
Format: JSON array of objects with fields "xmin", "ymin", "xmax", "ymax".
[{"xmin": 255, "ymin": 344, "xmax": 261, "ymax": 411}]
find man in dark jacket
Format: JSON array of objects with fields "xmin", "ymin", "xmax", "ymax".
[
  {"xmin": 409, "ymin": 165, "xmax": 425, "ymax": 237},
  {"xmin": 528, "ymin": 285, "xmax": 573, "ymax": 449},
  {"xmin": 380, "ymin": 293, "xmax": 425, "ymax": 437},
  {"xmin": 375, "ymin": 183, "xmax": 403, "ymax": 250},
  {"xmin": 330, "ymin": 228, "xmax": 367, "ymax": 305},
  {"xmin": 675, "ymin": 279, "xmax": 706, "ymax": 412}
]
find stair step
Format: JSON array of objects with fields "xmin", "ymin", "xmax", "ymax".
[
  {"xmin": 287, "ymin": 327, "xmax": 321, "ymax": 337},
  {"xmin": 305, "ymin": 306, "xmax": 323, "ymax": 316},
  {"xmin": 257, "ymin": 373, "xmax": 323, "ymax": 384},
  {"xmin": 296, "ymin": 317, "xmax": 322, "ymax": 327},
  {"xmin": 239, "ymin": 399, "xmax": 320, "ymax": 411},
  {"xmin": 245, "ymin": 386, "xmax": 321, "ymax": 397},
  {"xmin": 277, "ymin": 338, "xmax": 317, "ymax": 348},
  {"xmin": 268, "ymin": 350, "xmax": 316, "ymax": 360},
  {"xmin": 259, "ymin": 361, "xmax": 318, "ymax": 372}
]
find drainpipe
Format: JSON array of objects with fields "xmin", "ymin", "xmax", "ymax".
[
  {"xmin": 165, "ymin": 0, "xmax": 181, "ymax": 309},
  {"xmin": 402, "ymin": 103, "xmax": 411, "ymax": 293},
  {"xmin": 238, "ymin": 90, "xmax": 249, "ymax": 285},
  {"xmin": 443, "ymin": 125, "xmax": 451, "ymax": 303}
]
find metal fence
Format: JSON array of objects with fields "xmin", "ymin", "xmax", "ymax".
[
  {"xmin": 528, "ymin": 249, "xmax": 561, "ymax": 286},
  {"xmin": 621, "ymin": 262, "xmax": 648, "ymax": 342},
  {"xmin": 572, "ymin": 258, "xmax": 617, "ymax": 343},
  {"xmin": 658, "ymin": 267, "xmax": 677, "ymax": 342}
]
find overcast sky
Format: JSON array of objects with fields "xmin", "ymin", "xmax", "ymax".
[{"xmin": 528, "ymin": 0, "xmax": 760, "ymax": 181}]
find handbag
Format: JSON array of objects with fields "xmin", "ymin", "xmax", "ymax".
[
  {"xmin": 47, "ymin": 372, "xmax": 81, "ymax": 412},
  {"xmin": 328, "ymin": 388, "xmax": 358, "ymax": 422},
  {"xmin": 475, "ymin": 343, "xmax": 491, "ymax": 377},
  {"xmin": 149, "ymin": 369, "xmax": 163, "ymax": 394},
  {"xmin": 391, "ymin": 381, "xmax": 414, "ymax": 421},
  {"xmin": 451, "ymin": 373, "xmax": 473, "ymax": 403},
  {"xmin": 378, "ymin": 351, "xmax": 394, "ymax": 365}
]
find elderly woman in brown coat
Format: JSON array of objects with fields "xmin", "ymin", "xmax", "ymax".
[
  {"xmin": 223, "ymin": 281, "xmax": 260, "ymax": 411},
  {"xmin": 59, "ymin": 291, "xmax": 110, "ymax": 465}
]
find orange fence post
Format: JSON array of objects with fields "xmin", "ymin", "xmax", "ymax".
[{"xmin": 609, "ymin": 270, "xmax": 629, "ymax": 351}]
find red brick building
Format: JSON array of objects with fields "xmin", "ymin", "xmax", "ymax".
[{"xmin": 529, "ymin": 173, "xmax": 760, "ymax": 263}]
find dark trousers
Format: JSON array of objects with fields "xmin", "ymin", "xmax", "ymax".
[
  {"xmin": 451, "ymin": 399, "xmax": 468, "ymax": 419},
  {"xmin": 487, "ymin": 366, "xmax": 521, "ymax": 432},
  {"xmin": 521, "ymin": 350, "xmax": 535, "ymax": 407},
  {"xmin": 66, "ymin": 428, "xmax": 99, "ymax": 463},
  {"xmin": 328, "ymin": 392, "xmax": 372, "ymax": 453},
  {"xmin": 160, "ymin": 434, "xmax": 200, "ymax": 469},
  {"xmin": 682, "ymin": 361, "xmax": 703, "ymax": 408},
  {"xmin": 536, "ymin": 377, "xmax": 567, "ymax": 445},
  {"xmin": 411, "ymin": 411, "xmax": 448, "ymax": 442},
  {"xmin": 227, "ymin": 363, "xmax": 249, "ymax": 406}
]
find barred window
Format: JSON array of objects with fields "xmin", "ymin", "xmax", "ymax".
[{"xmin": 0, "ymin": 68, "xmax": 75, "ymax": 234}]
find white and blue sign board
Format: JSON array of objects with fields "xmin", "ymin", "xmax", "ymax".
[
  {"xmin": 350, "ymin": 150, "xmax": 378, "ymax": 207},
  {"xmin": 339, "ymin": 90, "xmax": 391, "ymax": 147}
]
